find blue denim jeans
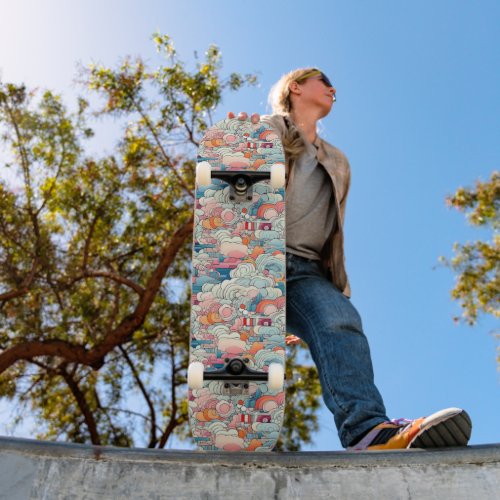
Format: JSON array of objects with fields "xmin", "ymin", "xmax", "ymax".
[{"xmin": 286, "ymin": 252, "xmax": 389, "ymax": 448}]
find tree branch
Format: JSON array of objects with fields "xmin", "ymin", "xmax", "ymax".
[
  {"xmin": 35, "ymin": 143, "xmax": 67, "ymax": 217},
  {"xmin": 3, "ymin": 98, "xmax": 42, "ymax": 250},
  {"xmin": 119, "ymin": 345, "xmax": 157, "ymax": 447},
  {"xmin": 82, "ymin": 269, "xmax": 145, "ymax": 296},
  {"xmin": 0, "ymin": 216, "xmax": 193, "ymax": 374},
  {"xmin": 58, "ymin": 365, "xmax": 101, "ymax": 445},
  {"xmin": 82, "ymin": 189, "xmax": 118, "ymax": 271},
  {"xmin": 82, "ymin": 208, "xmax": 102, "ymax": 271},
  {"xmin": 0, "ymin": 257, "xmax": 39, "ymax": 302},
  {"xmin": 130, "ymin": 94, "xmax": 194, "ymax": 198},
  {"xmin": 158, "ymin": 343, "xmax": 180, "ymax": 448}
]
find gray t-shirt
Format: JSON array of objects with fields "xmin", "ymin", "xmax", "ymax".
[{"xmin": 286, "ymin": 141, "xmax": 337, "ymax": 261}]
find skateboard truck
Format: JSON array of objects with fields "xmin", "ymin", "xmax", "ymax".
[
  {"xmin": 196, "ymin": 162, "xmax": 286, "ymax": 202},
  {"xmin": 188, "ymin": 358, "xmax": 285, "ymax": 391},
  {"xmin": 211, "ymin": 171, "xmax": 270, "ymax": 202},
  {"xmin": 204, "ymin": 358, "xmax": 269, "ymax": 382}
]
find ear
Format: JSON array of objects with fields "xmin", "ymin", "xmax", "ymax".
[{"xmin": 288, "ymin": 81, "xmax": 302, "ymax": 96}]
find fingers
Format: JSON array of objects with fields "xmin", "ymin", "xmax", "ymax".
[
  {"xmin": 285, "ymin": 335, "xmax": 302, "ymax": 346},
  {"xmin": 226, "ymin": 112, "xmax": 260, "ymax": 123},
  {"xmin": 250, "ymin": 113, "xmax": 260, "ymax": 123}
]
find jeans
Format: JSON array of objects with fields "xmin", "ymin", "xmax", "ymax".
[{"xmin": 286, "ymin": 252, "xmax": 389, "ymax": 448}]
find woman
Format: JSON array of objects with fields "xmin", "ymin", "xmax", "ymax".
[{"xmin": 228, "ymin": 67, "xmax": 472, "ymax": 450}]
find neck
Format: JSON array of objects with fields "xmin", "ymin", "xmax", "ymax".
[{"xmin": 289, "ymin": 107, "xmax": 321, "ymax": 144}]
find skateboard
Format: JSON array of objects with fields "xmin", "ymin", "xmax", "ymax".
[{"xmin": 187, "ymin": 117, "xmax": 287, "ymax": 451}]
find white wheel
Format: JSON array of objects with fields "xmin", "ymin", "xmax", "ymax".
[
  {"xmin": 270, "ymin": 163, "xmax": 285, "ymax": 189},
  {"xmin": 268, "ymin": 363, "xmax": 284, "ymax": 391},
  {"xmin": 188, "ymin": 361, "xmax": 204, "ymax": 389},
  {"xmin": 196, "ymin": 161, "xmax": 212, "ymax": 186}
]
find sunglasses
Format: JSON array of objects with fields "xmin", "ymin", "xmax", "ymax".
[{"xmin": 296, "ymin": 69, "xmax": 334, "ymax": 89}]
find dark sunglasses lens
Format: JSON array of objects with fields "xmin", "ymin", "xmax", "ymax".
[{"xmin": 320, "ymin": 73, "xmax": 333, "ymax": 87}]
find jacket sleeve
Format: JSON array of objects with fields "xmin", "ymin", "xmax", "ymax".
[
  {"xmin": 339, "ymin": 154, "xmax": 351, "ymax": 298},
  {"xmin": 338, "ymin": 155, "xmax": 351, "ymax": 227}
]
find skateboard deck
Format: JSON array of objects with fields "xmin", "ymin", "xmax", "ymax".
[{"xmin": 188, "ymin": 117, "xmax": 286, "ymax": 451}]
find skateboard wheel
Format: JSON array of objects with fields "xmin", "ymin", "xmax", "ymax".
[
  {"xmin": 268, "ymin": 363, "xmax": 284, "ymax": 391},
  {"xmin": 188, "ymin": 361, "xmax": 204, "ymax": 389},
  {"xmin": 196, "ymin": 161, "xmax": 212, "ymax": 186},
  {"xmin": 270, "ymin": 163, "xmax": 285, "ymax": 189}
]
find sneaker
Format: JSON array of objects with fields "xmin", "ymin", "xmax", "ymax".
[{"xmin": 347, "ymin": 407, "xmax": 472, "ymax": 451}]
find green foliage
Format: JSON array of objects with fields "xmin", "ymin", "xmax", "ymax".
[
  {"xmin": 440, "ymin": 171, "xmax": 499, "ymax": 330},
  {"xmin": 0, "ymin": 34, "xmax": 322, "ymax": 450}
]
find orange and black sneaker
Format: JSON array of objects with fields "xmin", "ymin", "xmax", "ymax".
[{"xmin": 347, "ymin": 408, "xmax": 472, "ymax": 451}]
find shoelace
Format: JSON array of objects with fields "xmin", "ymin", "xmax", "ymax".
[
  {"xmin": 387, "ymin": 417, "xmax": 421, "ymax": 435},
  {"xmin": 390, "ymin": 418, "xmax": 415, "ymax": 426}
]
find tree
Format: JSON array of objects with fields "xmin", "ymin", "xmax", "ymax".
[
  {"xmin": 440, "ymin": 171, "xmax": 499, "ymax": 358},
  {"xmin": 0, "ymin": 34, "xmax": 322, "ymax": 449}
]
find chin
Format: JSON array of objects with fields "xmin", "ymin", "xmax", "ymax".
[{"xmin": 319, "ymin": 106, "xmax": 332, "ymax": 119}]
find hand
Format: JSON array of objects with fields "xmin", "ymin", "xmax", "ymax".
[
  {"xmin": 227, "ymin": 111, "xmax": 260, "ymax": 123},
  {"xmin": 285, "ymin": 335, "xmax": 302, "ymax": 346}
]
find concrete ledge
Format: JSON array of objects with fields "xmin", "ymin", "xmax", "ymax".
[{"xmin": 1, "ymin": 436, "xmax": 499, "ymax": 499}]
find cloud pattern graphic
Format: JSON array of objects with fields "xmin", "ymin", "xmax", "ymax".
[{"xmin": 190, "ymin": 118, "xmax": 286, "ymax": 451}]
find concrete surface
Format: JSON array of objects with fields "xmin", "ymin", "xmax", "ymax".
[{"xmin": 0, "ymin": 436, "xmax": 499, "ymax": 499}]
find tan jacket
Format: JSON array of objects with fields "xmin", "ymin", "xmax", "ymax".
[{"xmin": 261, "ymin": 114, "xmax": 352, "ymax": 298}]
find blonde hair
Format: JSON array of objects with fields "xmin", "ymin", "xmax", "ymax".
[
  {"xmin": 268, "ymin": 67, "xmax": 319, "ymax": 115},
  {"xmin": 268, "ymin": 67, "xmax": 319, "ymax": 187}
]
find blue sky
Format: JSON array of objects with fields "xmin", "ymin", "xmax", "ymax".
[{"xmin": 0, "ymin": 0, "xmax": 498, "ymax": 450}]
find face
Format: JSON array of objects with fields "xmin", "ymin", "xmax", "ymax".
[{"xmin": 291, "ymin": 71, "xmax": 336, "ymax": 117}]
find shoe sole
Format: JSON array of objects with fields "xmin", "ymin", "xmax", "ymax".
[{"xmin": 409, "ymin": 408, "xmax": 472, "ymax": 448}]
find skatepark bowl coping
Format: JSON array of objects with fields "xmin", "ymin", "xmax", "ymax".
[{"xmin": 1, "ymin": 436, "xmax": 500, "ymax": 499}]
